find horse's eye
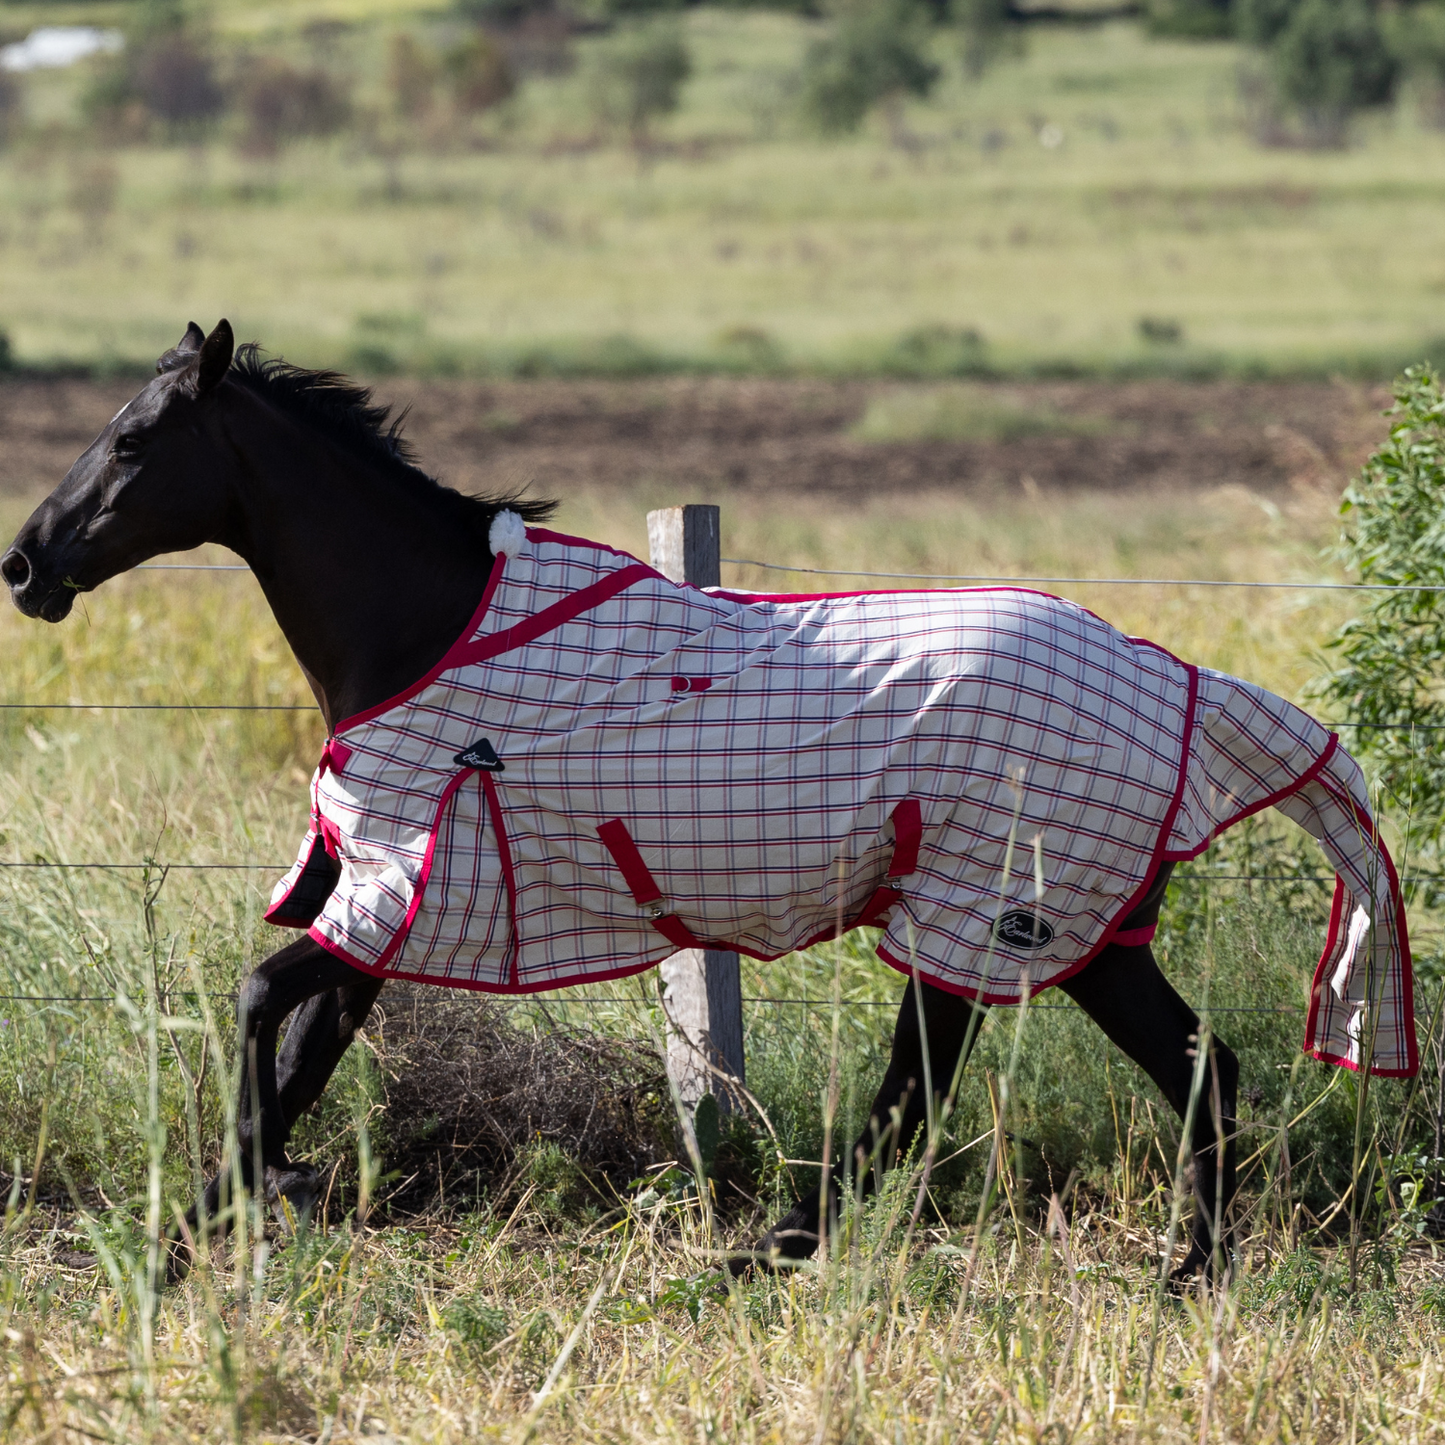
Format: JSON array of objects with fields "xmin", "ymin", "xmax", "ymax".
[{"xmin": 111, "ymin": 435, "xmax": 146, "ymax": 463}]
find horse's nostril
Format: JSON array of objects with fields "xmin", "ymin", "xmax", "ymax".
[{"xmin": 0, "ymin": 549, "xmax": 31, "ymax": 589}]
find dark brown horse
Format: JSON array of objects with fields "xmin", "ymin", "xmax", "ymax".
[{"xmin": 3, "ymin": 322, "xmax": 1240, "ymax": 1280}]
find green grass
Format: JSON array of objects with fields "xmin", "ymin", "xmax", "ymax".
[{"xmin": 4, "ymin": 9, "xmax": 1445, "ymax": 375}]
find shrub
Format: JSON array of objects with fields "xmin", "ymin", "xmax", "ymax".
[
  {"xmin": 82, "ymin": 32, "xmax": 224, "ymax": 140},
  {"xmin": 1237, "ymin": 0, "xmax": 1301, "ymax": 45},
  {"xmin": 800, "ymin": 0, "xmax": 940, "ymax": 136},
  {"xmin": 1138, "ymin": 315, "xmax": 1184, "ymax": 344},
  {"xmin": 1143, "ymin": 0, "xmax": 1234, "ymax": 38},
  {"xmin": 1269, "ymin": 0, "xmax": 1397, "ymax": 144},
  {"xmin": 1387, "ymin": 2, "xmax": 1445, "ymax": 128},
  {"xmin": 236, "ymin": 58, "xmax": 352, "ymax": 156},
  {"xmin": 134, "ymin": 34, "xmax": 225, "ymax": 125},
  {"xmin": 1316, "ymin": 364, "xmax": 1445, "ymax": 853},
  {"xmin": 589, "ymin": 24, "xmax": 692, "ymax": 145},
  {"xmin": 885, "ymin": 323, "xmax": 987, "ymax": 377},
  {"xmin": 0, "ymin": 329, "xmax": 13, "ymax": 372},
  {"xmin": 954, "ymin": 0, "xmax": 1023, "ymax": 77},
  {"xmin": 388, "ymin": 33, "xmax": 439, "ymax": 119},
  {"xmin": 444, "ymin": 33, "xmax": 516, "ymax": 114},
  {"xmin": 0, "ymin": 71, "xmax": 21, "ymax": 149}
]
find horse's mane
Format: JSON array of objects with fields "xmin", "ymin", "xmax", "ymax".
[{"xmin": 229, "ymin": 344, "xmax": 556, "ymax": 534}]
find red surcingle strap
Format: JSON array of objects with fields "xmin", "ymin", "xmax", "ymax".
[{"xmin": 597, "ymin": 799, "xmax": 925, "ymax": 953}]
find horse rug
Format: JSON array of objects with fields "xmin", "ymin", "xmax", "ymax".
[{"xmin": 268, "ymin": 521, "xmax": 1416, "ymax": 1078}]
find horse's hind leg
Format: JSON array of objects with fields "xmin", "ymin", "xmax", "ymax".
[
  {"xmin": 177, "ymin": 937, "xmax": 377, "ymax": 1269},
  {"xmin": 738, "ymin": 978, "xmax": 988, "ymax": 1272},
  {"xmin": 1059, "ymin": 939, "xmax": 1238, "ymax": 1282}
]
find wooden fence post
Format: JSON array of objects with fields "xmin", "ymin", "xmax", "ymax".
[{"xmin": 646, "ymin": 505, "xmax": 746, "ymax": 1116}]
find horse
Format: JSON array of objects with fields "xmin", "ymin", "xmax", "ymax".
[{"xmin": 2, "ymin": 321, "xmax": 1415, "ymax": 1284}]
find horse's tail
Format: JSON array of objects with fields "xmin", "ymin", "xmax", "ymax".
[{"xmin": 1273, "ymin": 740, "xmax": 1416, "ymax": 1078}]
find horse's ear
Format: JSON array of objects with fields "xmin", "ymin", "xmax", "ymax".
[
  {"xmin": 196, "ymin": 319, "xmax": 234, "ymax": 395},
  {"xmin": 156, "ymin": 321, "xmax": 207, "ymax": 374}
]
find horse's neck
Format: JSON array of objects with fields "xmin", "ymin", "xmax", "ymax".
[{"xmin": 218, "ymin": 408, "xmax": 493, "ymax": 732}]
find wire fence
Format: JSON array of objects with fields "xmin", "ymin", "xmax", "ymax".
[{"xmin": 1, "ymin": 548, "xmax": 1434, "ymax": 1019}]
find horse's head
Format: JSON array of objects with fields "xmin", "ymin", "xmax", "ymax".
[{"xmin": 2, "ymin": 319, "xmax": 235, "ymax": 622}]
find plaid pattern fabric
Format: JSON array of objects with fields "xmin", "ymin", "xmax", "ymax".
[{"xmin": 269, "ymin": 527, "xmax": 1414, "ymax": 1077}]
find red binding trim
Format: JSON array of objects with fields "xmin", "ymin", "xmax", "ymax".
[
  {"xmin": 1162, "ymin": 733, "xmax": 1340, "ymax": 863},
  {"xmin": 480, "ymin": 771, "xmax": 522, "ymax": 988},
  {"xmin": 671, "ymin": 676, "xmax": 713, "ymax": 693},
  {"xmin": 334, "ymin": 553, "xmax": 509, "ymax": 735},
  {"xmin": 448, "ymin": 565, "xmax": 655, "ymax": 669},
  {"xmin": 319, "ymin": 738, "xmax": 352, "ymax": 776},
  {"xmin": 1112, "ymin": 924, "xmax": 1157, "ymax": 947}
]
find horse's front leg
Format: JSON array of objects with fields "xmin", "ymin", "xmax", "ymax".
[
  {"xmin": 737, "ymin": 977, "xmax": 988, "ymax": 1272},
  {"xmin": 1059, "ymin": 940, "xmax": 1239, "ymax": 1283},
  {"xmin": 177, "ymin": 937, "xmax": 375, "ymax": 1270}
]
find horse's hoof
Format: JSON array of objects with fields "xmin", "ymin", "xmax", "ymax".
[
  {"xmin": 729, "ymin": 1227, "xmax": 819, "ymax": 1277},
  {"xmin": 264, "ymin": 1163, "xmax": 322, "ymax": 1235},
  {"xmin": 163, "ymin": 1234, "xmax": 194, "ymax": 1287},
  {"xmin": 1167, "ymin": 1246, "xmax": 1231, "ymax": 1293}
]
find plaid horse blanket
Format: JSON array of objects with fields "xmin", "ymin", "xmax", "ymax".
[{"xmin": 268, "ymin": 522, "xmax": 1416, "ymax": 1077}]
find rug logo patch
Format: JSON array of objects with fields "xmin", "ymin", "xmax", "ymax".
[
  {"xmin": 455, "ymin": 738, "xmax": 505, "ymax": 772},
  {"xmin": 994, "ymin": 909, "xmax": 1053, "ymax": 950}
]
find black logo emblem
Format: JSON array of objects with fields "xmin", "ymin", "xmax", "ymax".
[
  {"xmin": 994, "ymin": 909, "xmax": 1053, "ymax": 949},
  {"xmin": 454, "ymin": 738, "xmax": 504, "ymax": 772}
]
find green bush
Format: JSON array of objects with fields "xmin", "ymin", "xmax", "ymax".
[
  {"xmin": 800, "ymin": 0, "xmax": 941, "ymax": 135},
  {"xmin": 588, "ymin": 24, "xmax": 692, "ymax": 143},
  {"xmin": 1387, "ymin": 2, "xmax": 1445, "ymax": 127},
  {"xmin": 953, "ymin": 0, "xmax": 1023, "ymax": 77},
  {"xmin": 1237, "ymin": 0, "xmax": 1300, "ymax": 45},
  {"xmin": 445, "ymin": 33, "xmax": 517, "ymax": 114},
  {"xmin": 1318, "ymin": 364, "xmax": 1445, "ymax": 853},
  {"xmin": 1268, "ymin": 0, "xmax": 1397, "ymax": 143},
  {"xmin": 1144, "ymin": 0, "xmax": 1235, "ymax": 40},
  {"xmin": 236, "ymin": 59, "xmax": 353, "ymax": 157}
]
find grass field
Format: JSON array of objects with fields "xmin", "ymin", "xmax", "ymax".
[
  {"xmin": 3, "ymin": 5, "xmax": 1445, "ymax": 375},
  {"xmin": 2, "ymin": 424, "xmax": 1444, "ymax": 1438}
]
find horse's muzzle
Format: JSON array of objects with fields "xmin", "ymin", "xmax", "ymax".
[{"xmin": 1, "ymin": 545, "xmax": 74, "ymax": 621}]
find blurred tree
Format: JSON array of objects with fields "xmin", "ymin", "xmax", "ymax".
[
  {"xmin": 589, "ymin": 24, "xmax": 691, "ymax": 145},
  {"xmin": 1143, "ymin": 0, "xmax": 1234, "ymax": 39},
  {"xmin": 1236, "ymin": 0, "xmax": 1299, "ymax": 43},
  {"xmin": 800, "ymin": 0, "xmax": 940, "ymax": 135},
  {"xmin": 445, "ymin": 33, "xmax": 517, "ymax": 113},
  {"xmin": 1270, "ymin": 0, "xmax": 1396, "ymax": 144},
  {"xmin": 82, "ymin": 11, "xmax": 224, "ymax": 140},
  {"xmin": 388, "ymin": 34, "xmax": 440, "ymax": 119},
  {"xmin": 954, "ymin": 0, "xmax": 1022, "ymax": 76},
  {"xmin": 1387, "ymin": 2, "xmax": 1445, "ymax": 127},
  {"xmin": 135, "ymin": 35, "xmax": 225, "ymax": 125},
  {"xmin": 237, "ymin": 60, "xmax": 352, "ymax": 157},
  {"xmin": 0, "ymin": 72, "xmax": 21, "ymax": 151}
]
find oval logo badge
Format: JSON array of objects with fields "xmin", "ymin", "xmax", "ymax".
[{"xmin": 994, "ymin": 909, "xmax": 1054, "ymax": 950}]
